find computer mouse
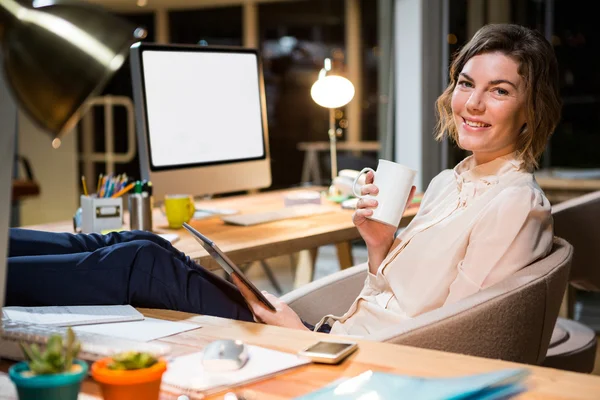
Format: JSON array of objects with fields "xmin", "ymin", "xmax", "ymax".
[{"xmin": 202, "ymin": 339, "xmax": 249, "ymax": 372}]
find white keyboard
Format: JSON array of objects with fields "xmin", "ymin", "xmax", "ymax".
[
  {"xmin": 220, "ymin": 204, "xmax": 337, "ymax": 226},
  {"xmin": 0, "ymin": 321, "xmax": 171, "ymax": 362}
]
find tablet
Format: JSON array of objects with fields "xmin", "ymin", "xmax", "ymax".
[{"xmin": 182, "ymin": 223, "xmax": 276, "ymax": 311}]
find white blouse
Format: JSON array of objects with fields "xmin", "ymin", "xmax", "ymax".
[{"xmin": 314, "ymin": 154, "xmax": 554, "ymax": 336}]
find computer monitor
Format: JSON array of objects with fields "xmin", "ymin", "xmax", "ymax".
[{"xmin": 129, "ymin": 43, "xmax": 271, "ymax": 202}]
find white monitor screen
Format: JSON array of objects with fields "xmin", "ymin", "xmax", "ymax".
[{"xmin": 140, "ymin": 49, "xmax": 266, "ymax": 169}]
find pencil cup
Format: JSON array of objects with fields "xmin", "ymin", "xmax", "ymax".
[
  {"xmin": 80, "ymin": 195, "xmax": 123, "ymax": 234},
  {"xmin": 129, "ymin": 193, "xmax": 153, "ymax": 231}
]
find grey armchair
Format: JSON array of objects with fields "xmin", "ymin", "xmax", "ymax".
[
  {"xmin": 541, "ymin": 190, "xmax": 600, "ymax": 373},
  {"xmin": 282, "ymin": 237, "xmax": 572, "ymax": 366}
]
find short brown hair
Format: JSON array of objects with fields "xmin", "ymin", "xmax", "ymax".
[{"xmin": 435, "ymin": 24, "xmax": 561, "ymax": 170}]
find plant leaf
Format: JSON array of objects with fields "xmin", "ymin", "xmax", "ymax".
[{"xmin": 19, "ymin": 342, "xmax": 35, "ymax": 362}]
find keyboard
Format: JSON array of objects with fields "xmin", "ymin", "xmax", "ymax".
[
  {"xmin": 220, "ymin": 204, "xmax": 337, "ymax": 226},
  {"xmin": 0, "ymin": 321, "xmax": 171, "ymax": 362}
]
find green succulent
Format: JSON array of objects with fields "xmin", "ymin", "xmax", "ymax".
[
  {"xmin": 107, "ymin": 351, "xmax": 158, "ymax": 371},
  {"xmin": 19, "ymin": 327, "xmax": 81, "ymax": 375}
]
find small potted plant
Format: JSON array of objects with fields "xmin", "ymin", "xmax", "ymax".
[
  {"xmin": 91, "ymin": 351, "xmax": 167, "ymax": 400},
  {"xmin": 8, "ymin": 327, "xmax": 88, "ymax": 400}
]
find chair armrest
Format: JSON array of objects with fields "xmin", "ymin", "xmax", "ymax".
[
  {"xmin": 281, "ymin": 263, "xmax": 368, "ymax": 325},
  {"xmin": 366, "ymin": 238, "xmax": 572, "ymax": 364}
]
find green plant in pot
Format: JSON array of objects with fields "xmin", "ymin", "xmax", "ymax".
[
  {"xmin": 91, "ymin": 351, "xmax": 168, "ymax": 400},
  {"xmin": 8, "ymin": 327, "xmax": 88, "ymax": 400}
]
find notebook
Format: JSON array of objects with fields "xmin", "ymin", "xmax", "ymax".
[
  {"xmin": 2, "ymin": 305, "xmax": 144, "ymax": 327},
  {"xmin": 161, "ymin": 345, "xmax": 310, "ymax": 398}
]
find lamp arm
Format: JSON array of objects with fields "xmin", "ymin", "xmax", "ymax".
[{"xmin": 328, "ymin": 107, "xmax": 337, "ymax": 181}]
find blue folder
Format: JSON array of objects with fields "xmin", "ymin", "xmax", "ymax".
[{"xmin": 295, "ymin": 368, "xmax": 530, "ymax": 400}]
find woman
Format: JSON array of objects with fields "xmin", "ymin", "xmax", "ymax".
[{"xmin": 7, "ymin": 23, "xmax": 560, "ymax": 336}]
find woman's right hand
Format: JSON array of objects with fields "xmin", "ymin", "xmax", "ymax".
[
  {"xmin": 352, "ymin": 170, "xmax": 397, "ymax": 250},
  {"xmin": 353, "ymin": 170, "xmax": 415, "ymax": 272}
]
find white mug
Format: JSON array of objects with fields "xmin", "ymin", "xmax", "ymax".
[{"xmin": 352, "ymin": 160, "xmax": 417, "ymax": 227}]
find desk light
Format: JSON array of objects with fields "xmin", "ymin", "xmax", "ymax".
[
  {"xmin": 0, "ymin": 0, "xmax": 145, "ymax": 306},
  {"xmin": 310, "ymin": 58, "xmax": 355, "ymax": 193}
]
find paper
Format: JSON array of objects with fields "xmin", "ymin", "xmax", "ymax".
[
  {"xmin": 295, "ymin": 369, "xmax": 530, "ymax": 400},
  {"xmin": 74, "ymin": 317, "xmax": 199, "ymax": 342},
  {"xmin": 158, "ymin": 233, "xmax": 180, "ymax": 243},
  {"xmin": 161, "ymin": 345, "xmax": 310, "ymax": 397},
  {"xmin": 2, "ymin": 305, "xmax": 144, "ymax": 327}
]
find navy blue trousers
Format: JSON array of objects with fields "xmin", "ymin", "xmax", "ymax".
[{"xmin": 6, "ymin": 228, "xmax": 254, "ymax": 322}]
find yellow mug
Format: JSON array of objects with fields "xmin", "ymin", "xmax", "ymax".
[{"xmin": 163, "ymin": 195, "xmax": 195, "ymax": 229}]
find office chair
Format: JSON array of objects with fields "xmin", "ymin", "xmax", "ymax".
[{"xmin": 282, "ymin": 237, "xmax": 572, "ymax": 366}]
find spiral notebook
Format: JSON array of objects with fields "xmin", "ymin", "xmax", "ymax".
[{"xmin": 161, "ymin": 345, "xmax": 310, "ymax": 398}]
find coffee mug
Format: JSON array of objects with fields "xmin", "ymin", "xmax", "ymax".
[
  {"xmin": 352, "ymin": 160, "xmax": 417, "ymax": 227},
  {"xmin": 164, "ymin": 195, "xmax": 196, "ymax": 229}
]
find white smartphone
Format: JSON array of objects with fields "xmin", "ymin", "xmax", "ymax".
[{"xmin": 298, "ymin": 340, "xmax": 358, "ymax": 364}]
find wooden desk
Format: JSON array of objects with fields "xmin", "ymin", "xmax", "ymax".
[
  {"xmin": 23, "ymin": 187, "xmax": 418, "ymax": 288},
  {"xmin": 3, "ymin": 309, "xmax": 599, "ymax": 399},
  {"xmin": 535, "ymin": 170, "xmax": 600, "ymax": 204}
]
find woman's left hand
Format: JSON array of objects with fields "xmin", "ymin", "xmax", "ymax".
[{"xmin": 231, "ymin": 273, "xmax": 309, "ymax": 331}]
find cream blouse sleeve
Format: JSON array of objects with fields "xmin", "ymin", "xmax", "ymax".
[{"xmin": 444, "ymin": 185, "xmax": 553, "ymax": 306}]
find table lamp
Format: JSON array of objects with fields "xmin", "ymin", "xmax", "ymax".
[
  {"xmin": 310, "ymin": 58, "xmax": 355, "ymax": 196},
  {"xmin": 0, "ymin": 0, "xmax": 145, "ymax": 307}
]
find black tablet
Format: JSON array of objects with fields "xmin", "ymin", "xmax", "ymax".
[{"xmin": 182, "ymin": 223, "xmax": 276, "ymax": 311}]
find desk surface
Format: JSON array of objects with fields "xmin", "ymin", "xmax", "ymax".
[
  {"xmin": 3, "ymin": 309, "xmax": 597, "ymax": 399},
  {"xmin": 152, "ymin": 310, "xmax": 600, "ymax": 400},
  {"xmin": 24, "ymin": 187, "xmax": 418, "ymax": 272}
]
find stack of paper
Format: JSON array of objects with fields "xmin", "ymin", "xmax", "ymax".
[
  {"xmin": 74, "ymin": 317, "xmax": 198, "ymax": 342},
  {"xmin": 295, "ymin": 368, "xmax": 530, "ymax": 400},
  {"xmin": 161, "ymin": 345, "xmax": 310, "ymax": 398},
  {"xmin": 2, "ymin": 305, "xmax": 144, "ymax": 327}
]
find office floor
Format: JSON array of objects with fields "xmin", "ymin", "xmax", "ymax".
[{"xmin": 248, "ymin": 244, "xmax": 600, "ymax": 375}]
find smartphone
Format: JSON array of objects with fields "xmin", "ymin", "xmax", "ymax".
[{"xmin": 298, "ymin": 340, "xmax": 358, "ymax": 364}]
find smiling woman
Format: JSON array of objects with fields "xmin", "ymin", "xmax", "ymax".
[{"xmin": 342, "ymin": 23, "xmax": 561, "ymax": 337}]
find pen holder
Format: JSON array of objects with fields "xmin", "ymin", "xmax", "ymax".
[
  {"xmin": 128, "ymin": 193, "xmax": 153, "ymax": 231},
  {"xmin": 80, "ymin": 195, "xmax": 123, "ymax": 234}
]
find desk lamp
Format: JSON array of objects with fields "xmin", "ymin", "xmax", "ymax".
[
  {"xmin": 0, "ymin": 0, "xmax": 145, "ymax": 306},
  {"xmin": 310, "ymin": 58, "xmax": 355, "ymax": 196}
]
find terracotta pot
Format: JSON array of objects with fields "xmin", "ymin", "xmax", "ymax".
[{"xmin": 91, "ymin": 357, "xmax": 167, "ymax": 400}]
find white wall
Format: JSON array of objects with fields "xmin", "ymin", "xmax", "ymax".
[
  {"xmin": 17, "ymin": 112, "xmax": 79, "ymax": 226},
  {"xmin": 394, "ymin": 0, "xmax": 444, "ymax": 191},
  {"xmin": 394, "ymin": 0, "xmax": 423, "ymax": 190}
]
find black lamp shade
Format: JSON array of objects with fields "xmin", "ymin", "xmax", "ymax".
[{"xmin": 1, "ymin": 0, "xmax": 146, "ymax": 140}]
